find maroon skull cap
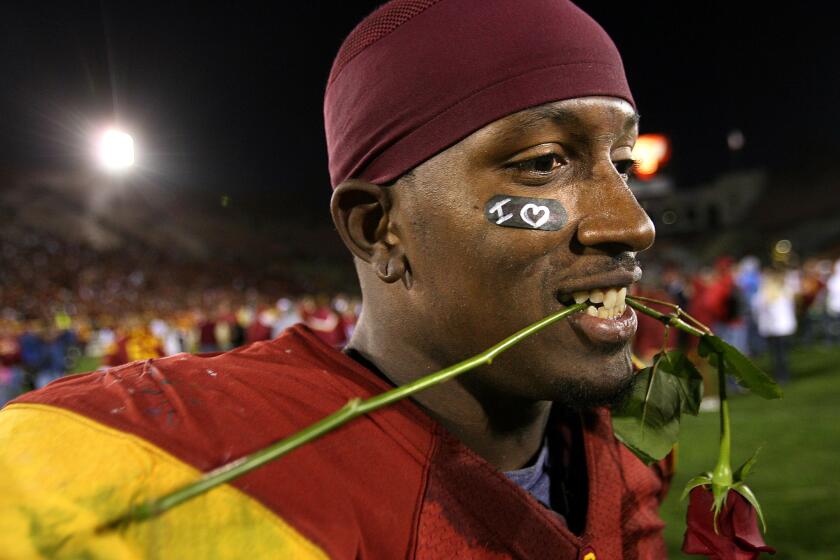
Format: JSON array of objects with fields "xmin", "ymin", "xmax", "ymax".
[{"xmin": 324, "ymin": 0, "xmax": 634, "ymax": 188}]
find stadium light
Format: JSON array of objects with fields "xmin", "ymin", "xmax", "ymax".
[
  {"xmin": 96, "ymin": 128, "xmax": 135, "ymax": 172},
  {"xmin": 631, "ymin": 133, "xmax": 670, "ymax": 180}
]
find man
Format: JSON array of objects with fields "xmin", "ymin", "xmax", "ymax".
[{"xmin": 1, "ymin": 1, "xmax": 668, "ymax": 558}]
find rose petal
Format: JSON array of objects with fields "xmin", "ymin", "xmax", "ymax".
[
  {"xmin": 682, "ymin": 486, "xmax": 775, "ymax": 558},
  {"xmin": 681, "ymin": 528, "xmax": 714, "ymax": 554},
  {"xmin": 731, "ymin": 491, "xmax": 777, "ymax": 553}
]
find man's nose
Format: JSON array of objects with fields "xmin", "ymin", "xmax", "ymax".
[{"xmin": 574, "ymin": 166, "xmax": 656, "ymax": 253}]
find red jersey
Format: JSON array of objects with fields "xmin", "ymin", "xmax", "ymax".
[{"xmin": 1, "ymin": 325, "xmax": 669, "ymax": 558}]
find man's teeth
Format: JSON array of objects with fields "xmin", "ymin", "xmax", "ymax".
[{"xmin": 573, "ymin": 287, "xmax": 627, "ymax": 319}]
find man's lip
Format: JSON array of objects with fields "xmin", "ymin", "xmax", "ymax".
[
  {"xmin": 554, "ymin": 268, "xmax": 642, "ymax": 300},
  {"xmin": 566, "ymin": 304, "xmax": 637, "ymax": 347}
]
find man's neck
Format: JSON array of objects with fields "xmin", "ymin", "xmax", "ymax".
[{"xmin": 345, "ymin": 321, "xmax": 552, "ymax": 471}]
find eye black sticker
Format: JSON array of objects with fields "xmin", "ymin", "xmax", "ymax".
[{"xmin": 484, "ymin": 195, "xmax": 567, "ymax": 231}]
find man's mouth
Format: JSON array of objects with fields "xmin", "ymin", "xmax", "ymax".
[
  {"xmin": 557, "ymin": 286, "xmax": 628, "ymax": 319},
  {"xmin": 555, "ymin": 283, "xmax": 638, "ymax": 347}
]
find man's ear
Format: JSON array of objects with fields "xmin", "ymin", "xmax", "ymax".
[{"xmin": 331, "ymin": 179, "xmax": 410, "ymax": 286}]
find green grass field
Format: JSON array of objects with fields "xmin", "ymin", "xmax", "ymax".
[
  {"xmin": 660, "ymin": 345, "xmax": 840, "ymax": 558},
  {"xmin": 69, "ymin": 355, "xmax": 101, "ymax": 374}
]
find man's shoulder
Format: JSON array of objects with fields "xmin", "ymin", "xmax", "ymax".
[
  {"xmin": 6, "ymin": 324, "xmax": 419, "ymax": 469},
  {"xmin": 0, "ymin": 324, "xmax": 356, "ymax": 559},
  {"xmin": 1, "ymin": 325, "xmax": 437, "ymax": 559}
]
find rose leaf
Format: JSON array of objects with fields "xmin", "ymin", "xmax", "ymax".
[
  {"xmin": 612, "ymin": 350, "xmax": 703, "ymax": 464},
  {"xmin": 734, "ymin": 446, "xmax": 763, "ymax": 483},
  {"xmin": 699, "ymin": 335, "xmax": 783, "ymax": 399}
]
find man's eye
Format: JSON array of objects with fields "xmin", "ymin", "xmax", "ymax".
[
  {"xmin": 614, "ymin": 159, "xmax": 638, "ymax": 181},
  {"xmin": 515, "ymin": 154, "xmax": 564, "ymax": 174}
]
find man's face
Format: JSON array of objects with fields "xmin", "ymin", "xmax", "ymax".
[{"xmin": 388, "ymin": 96, "xmax": 654, "ymax": 407}]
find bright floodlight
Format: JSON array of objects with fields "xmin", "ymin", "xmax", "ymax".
[
  {"xmin": 631, "ymin": 134, "xmax": 670, "ymax": 180},
  {"xmin": 97, "ymin": 128, "xmax": 135, "ymax": 171}
]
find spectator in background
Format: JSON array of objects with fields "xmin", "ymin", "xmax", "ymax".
[
  {"xmin": 687, "ymin": 267, "xmax": 715, "ymax": 332},
  {"xmin": 271, "ymin": 298, "xmax": 302, "ymax": 338},
  {"xmin": 735, "ymin": 256, "xmax": 763, "ymax": 356},
  {"xmin": 707, "ymin": 257, "xmax": 748, "ymax": 354},
  {"xmin": 330, "ymin": 295, "xmax": 354, "ymax": 342},
  {"xmin": 0, "ymin": 321, "xmax": 23, "ymax": 405},
  {"xmin": 18, "ymin": 320, "xmax": 47, "ymax": 392},
  {"xmin": 175, "ymin": 312, "xmax": 200, "ymax": 355},
  {"xmin": 798, "ymin": 258, "xmax": 828, "ymax": 345},
  {"xmin": 827, "ymin": 259, "xmax": 840, "ymax": 343},
  {"xmin": 198, "ymin": 312, "xmax": 218, "ymax": 353},
  {"xmin": 300, "ymin": 295, "xmax": 346, "ymax": 348},
  {"xmin": 213, "ymin": 308, "xmax": 234, "ymax": 351},
  {"xmin": 104, "ymin": 319, "xmax": 164, "ymax": 367},
  {"xmin": 0, "ymin": 365, "xmax": 18, "ymax": 406},
  {"xmin": 246, "ymin": 307, "xmax": 274, "ymax": 344},
  {"xmin": 38, "ymin": 326, "xmax": 76, "ymax": 388},
  {"xmin": 336, "ymin": 296, "xmax": 360, "ymax": 342},
  {"xmin": 85, "ymin": 321, "xmax": 116, "ymax": 360},
  {"xmin": 753, "ymin": 268, "xmax": 798, "ymax": 384},
  {"xmin": 150, "ymin": 316, "xmax": 177, "ymax": 355}
]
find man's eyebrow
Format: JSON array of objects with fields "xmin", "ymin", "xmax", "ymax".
[
  {"xmin": 513, "ymin": 106, "xmax": 584, "ymax": 130},
  {"xmin": 503, "ymin": 106, "xmax": 641, "ymax": 135}
]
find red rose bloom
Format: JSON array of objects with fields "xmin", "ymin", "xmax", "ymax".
[{"xmin": 683, "ymin": 486, "xmax": 775, "ymax": 559}]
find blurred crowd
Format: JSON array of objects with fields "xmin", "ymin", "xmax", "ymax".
[
  {"xmin": 0, "ymin": 293, "xmax": 360, "ymax": 405},
  {"xmin": 633, "ymin": 255, "xmax": 840, "ymax": 387},
  {"xmin": 0, "ymin": 225, "xmax": 359, "ymax": 405},
  {"xmin": 3, "ymin": 221, "xmax": 840, "ymax": 406}
]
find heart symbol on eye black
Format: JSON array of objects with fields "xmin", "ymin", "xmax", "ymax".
[{"xmin": 520, "ymin": 204, "xmax": 550, "ymax": 229}]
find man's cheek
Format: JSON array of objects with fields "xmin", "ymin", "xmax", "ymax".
[
  {"xmin": 477, "ymin": 194, "xmax": 569, "ymax": 269},
  {"xmin": 483, "ymin": 194, "xmax": 567, "ymax": 231}
]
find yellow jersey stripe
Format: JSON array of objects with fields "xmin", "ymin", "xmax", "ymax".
[{"xmin": 0, "ymin": 403, "xmax": 329, "ymax": 559}]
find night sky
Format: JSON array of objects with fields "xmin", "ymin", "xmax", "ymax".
[{"xmin": 2, "ymin": 1, "xmax": 838, "ymax": 218}]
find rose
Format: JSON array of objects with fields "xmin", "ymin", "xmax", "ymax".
[{"xmin": 683, "ymin": 486, "xmax": 775, "ymax": 559}]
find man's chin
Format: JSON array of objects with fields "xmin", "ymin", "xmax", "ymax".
[{"xmin": 550, "ymin": 365, "xmax": 636, "ymax": 411}]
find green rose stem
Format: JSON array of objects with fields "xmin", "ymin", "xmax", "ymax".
[
  {"xmin": 625, "ymin": 294, "xmax": 713, "ymax": 336},
  {"xmin": 100, "ymin": 302, "xmax": 588, "ymax": 531},
  {"xmin": 624, "ymin": 297, "xmax": 708, "ymax": 338},
  {"xmin": 711, "ymin": 354, "xmax": 733, "ymax": 521}
]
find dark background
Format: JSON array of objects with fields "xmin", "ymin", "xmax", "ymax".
[{"xmin": 2, "ymin": 1, "xmax": 838, "ymax": 226}]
